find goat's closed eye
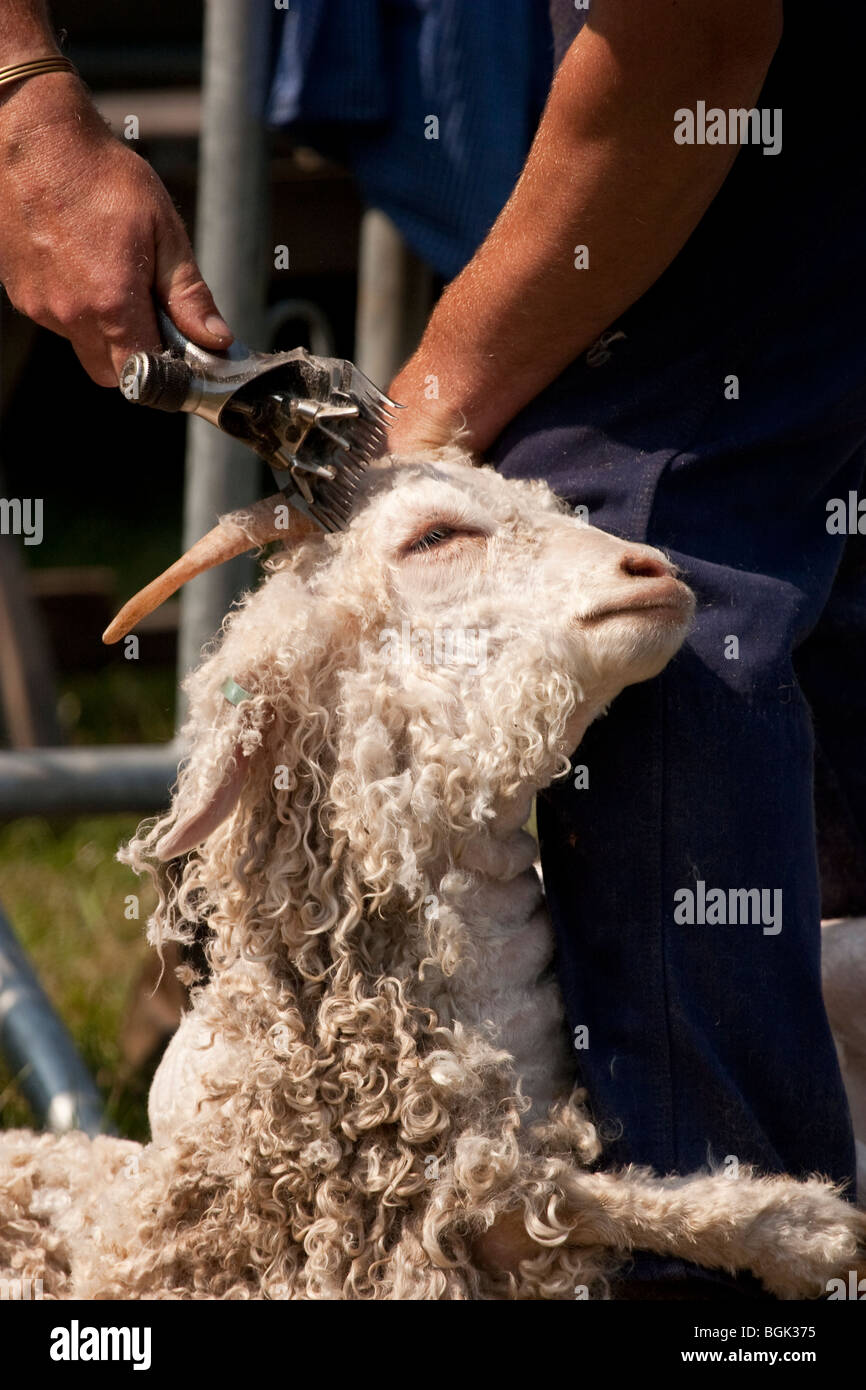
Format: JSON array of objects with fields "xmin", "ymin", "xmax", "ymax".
[
  {"xmin": 403, "ymin": 524, "xmax": 486, "ymax": 557},
  {"xmin": 407, "ymin": 525, "xmax": 457, "ymax": 554}
]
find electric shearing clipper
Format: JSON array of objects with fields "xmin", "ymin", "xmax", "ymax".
[{"xmin": 119, "ymin": 308, "xmax": 400, "ymax": 532}]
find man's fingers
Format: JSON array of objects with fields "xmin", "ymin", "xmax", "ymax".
[
  {"xmin": 67, "ymin": 295, "xmax": 163, "ymax": 388},
  {"xmin": 155, "ymin": 217, "xmax": 232, "ymax": 349},
  {"xmin": 66, "ymin": 331, "xmax": 120, "ymax": 388},
  {"xmin": 105, "ymin": 295, "xmax": 162, "ymax": 381}
]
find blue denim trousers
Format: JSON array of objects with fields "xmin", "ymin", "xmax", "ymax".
[{"xmin": 489, "ymin": 176, "xmax": 866, "ymax": 1286}]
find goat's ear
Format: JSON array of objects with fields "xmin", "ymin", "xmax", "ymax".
[{"xmin": 155, "ymin": 750, "xmax": 250, "ymax": 860}]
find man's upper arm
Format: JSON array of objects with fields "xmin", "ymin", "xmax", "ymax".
[{"xmin": 584, "ymin": 0, "xmax": 783, "ymax": 81}]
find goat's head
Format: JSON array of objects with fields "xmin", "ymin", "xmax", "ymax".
[{"xmin": 120, "ymin": 449, "xmax": 693, "ymax": 961}]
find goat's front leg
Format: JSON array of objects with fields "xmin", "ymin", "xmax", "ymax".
[
  {"xmin": 567, "ymin": 1168, "xmax": 865, "ymax": 1298},
  {"xmin": 480, "ymin": 1168, "xmax": 865, "ymax": 1299}
]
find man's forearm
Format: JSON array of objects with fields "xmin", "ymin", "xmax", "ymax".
[{"xmin": 389, "ymin": 0, "xmax": 783, "ymax": 453}]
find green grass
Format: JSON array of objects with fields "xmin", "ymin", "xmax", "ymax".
[{"xmin": 0, "ymin": 815, "xmax": 157, "ymax": 1140}]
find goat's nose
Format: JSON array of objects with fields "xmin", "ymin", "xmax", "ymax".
[{"xmin": 619, "ymin": 549, "xmax": 671, "ymax": 580}]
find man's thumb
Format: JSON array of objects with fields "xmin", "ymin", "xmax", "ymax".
[{"xmin": 155, "ymin": 233, "xmax": 232, "ymax": 348}]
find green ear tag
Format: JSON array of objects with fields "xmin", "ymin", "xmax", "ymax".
[{"xmin": 221, "ymin": 678, "xmax": 252, "ymax": 706}]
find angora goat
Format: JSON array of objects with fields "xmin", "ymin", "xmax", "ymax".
[{"xmin": 1, "ymin": 449, "xmax": 863, "ymax": 1300}]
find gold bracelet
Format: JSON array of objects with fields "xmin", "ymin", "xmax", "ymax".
[{"xmin": 0, "ymin": 57, "xmax": 76, "ymax": 91}]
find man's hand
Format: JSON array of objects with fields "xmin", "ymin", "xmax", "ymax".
[
  {"xmin": 385, "ymin": 395, "xmax": 470, "ymax": 456},
  {"xmin": 0, "ymin": 69, "xmax": 230, "ymax": 385},
  {"xmin": 388, "ymin": 0, "xmax": 783, "ymax": 454},
  {"xmin": 473, "ymin": 1208, "xmax": 543, "ymax": 1277}
]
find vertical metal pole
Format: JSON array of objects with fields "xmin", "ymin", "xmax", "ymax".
[
  {"xmin": 354, "ymin": 208, "xmax": 434, "ymax": 388},
  {"xmin": 177, "ymin": 0, "xmax": 272, "ymax": 707}
]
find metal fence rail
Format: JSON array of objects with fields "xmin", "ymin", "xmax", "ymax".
[{"xmin": 0, "ymin": 743, "xmax": 180, "ymax": 821}]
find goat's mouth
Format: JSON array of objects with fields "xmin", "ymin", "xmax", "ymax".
[{"xmin": 580, "ymin": 578, "xmax": 694, "ymax": 626}]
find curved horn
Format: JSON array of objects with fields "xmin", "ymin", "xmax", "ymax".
[{"xmin": 102, "ymin": 493, "xmax": 317, "ymax": 645}]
